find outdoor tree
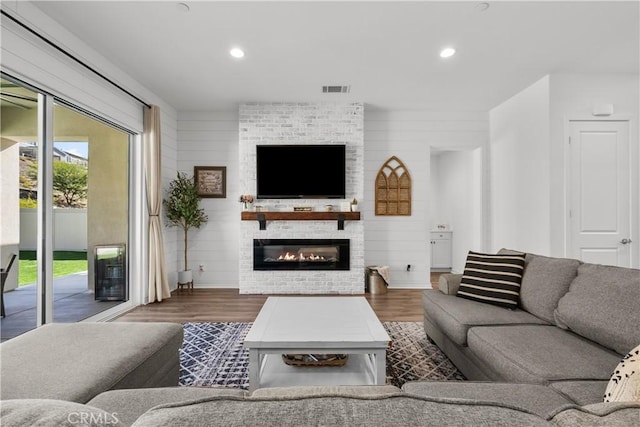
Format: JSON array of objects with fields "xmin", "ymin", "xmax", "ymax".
[{"xmin": 53, "ymin": 161, "xmax": 88, "ymax": 207}]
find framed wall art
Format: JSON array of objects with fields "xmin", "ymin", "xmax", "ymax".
[{"xmin": 194, "ymin": 166, "xmax": 226, "ymax": 198}]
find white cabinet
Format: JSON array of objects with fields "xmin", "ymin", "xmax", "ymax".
[{"xmin": 430, "ymin": 231, "xmax": 452, "ymax": 270}]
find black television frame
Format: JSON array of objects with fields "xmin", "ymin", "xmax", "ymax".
[{"xmin": 256, "ymin": 144, "xmax": 346, "ymax": 199}]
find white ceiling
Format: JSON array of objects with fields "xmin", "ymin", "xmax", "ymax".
[{"xmin": 32, "ymin": 1, "xmax": 639, "ymax": 112}]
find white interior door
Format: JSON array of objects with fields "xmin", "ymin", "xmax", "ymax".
[{"xmin": 568, "ymin": 120, "xmax": 631, "ymax": 267}]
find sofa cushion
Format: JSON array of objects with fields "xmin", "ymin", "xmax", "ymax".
[
  {"xmin": 467, "ymin": 325, "xmax": 621, "ymax": 384},
  {"xmin": 0, "ymin": 399, "xmax": 123, "ymax": 427},
  {"xmin": 423, "ymin": 289, "xmax": 547, "ymax": 346},
  {"xmin": 604, "ymin": 343, "xmax": 640, "ymax": 402},
  {"xmin": 88, "ymin": 387, "xmax": 246, "ymax": 427},
  {"xmin": 551, "ymin": 402, "xmax": 640, "ymax": 426},
  {"xmin": 0, "ymin": 322, "xmax": 184, "ymax": 403},
  {"xmin": 402, "ymin": 381, "xmax": 573, "ymax": 419},
  {"xmin": 554, "ymin": 263, "xmax": 640, "ymax": 354},
  {"xmin": 457, "ymin": 251, "xmax": 526, "ymax": 309},
  {"xmin": 438, "ymin": 273, "xmax": 463, "ymax": 295},
  {"xmin": 549, "ymin": 381, "xmax": 609, "ymax": 405},
  {"xmin": 518, "ymin": 254, "xmax": 581, "ymax": 324},
  {"xmin": 130, "ymin": 394, "xmax": 548, "ymax": 426}
]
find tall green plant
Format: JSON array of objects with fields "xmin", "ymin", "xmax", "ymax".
[{"xmin": 163, "ymin": 172, "xmax": 208, "ymax": 271}]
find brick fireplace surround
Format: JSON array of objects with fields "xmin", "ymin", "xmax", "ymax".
[{"xmin": 239, "ymin": 103, "xmax": 364, "ymax": 294}]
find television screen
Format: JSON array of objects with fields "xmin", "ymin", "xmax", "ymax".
[{"xmin": 256, "ymin": 144, "xmax": 346, "ymax": 199}]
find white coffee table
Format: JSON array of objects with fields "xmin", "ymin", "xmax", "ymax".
[{"xmin": 244, "ymin": 296, "xmax": 390, "ymax": 391}]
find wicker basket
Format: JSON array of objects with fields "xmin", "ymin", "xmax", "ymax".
[{"xmin": 282, "ymin": 354, "xmax": 349, "ymax": 367}]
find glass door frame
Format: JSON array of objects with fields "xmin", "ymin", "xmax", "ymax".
[
  {"xmin": 37, "ymin": 93, "xmax": 54, "ymax": 325},
  {"xmin": 3, "ymin": 72, "xmax": 144, "ymax": 326}
]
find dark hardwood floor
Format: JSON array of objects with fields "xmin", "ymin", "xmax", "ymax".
[{"xmin": 115, "ymin": 273, "xmax": 443, "ymax": 323}]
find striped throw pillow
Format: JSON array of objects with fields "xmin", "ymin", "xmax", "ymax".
[{"xmin": 457, "ymin": 251, "xmax": 526, "ymax": 309}]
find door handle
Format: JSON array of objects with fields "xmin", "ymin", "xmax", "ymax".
[{"xmin": 620, "ymin": 238, "xmax": 632, "ymax": 245}]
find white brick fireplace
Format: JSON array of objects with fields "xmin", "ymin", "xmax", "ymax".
[{"xmin": 239, "ymin": 103, "xmax": 364, "ymax": 294}]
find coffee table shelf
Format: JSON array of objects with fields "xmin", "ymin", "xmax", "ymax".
[{"xmin": 257, "ymin": 353, "xmax": 377, "ymax": 389}]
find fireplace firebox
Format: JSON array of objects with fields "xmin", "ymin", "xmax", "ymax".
[{"xmin": 253, "ymin": 239, "xmax": 350, "ymax": 271}]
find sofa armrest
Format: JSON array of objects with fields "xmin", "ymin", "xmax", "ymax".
[{"xmin": 438, "ymin": 273, "xmax": 463, "ymax": 295}]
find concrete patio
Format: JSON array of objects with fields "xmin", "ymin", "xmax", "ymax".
[{"xmin": 1, "ymin": 272, "xmax": 123, "ymax": 341}]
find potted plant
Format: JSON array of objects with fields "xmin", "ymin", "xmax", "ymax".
[
  {"xmin": 163, "ymin": 172, "xmax": 208, "ymax": 284},
  {"xmin": 350, "ymin": 198, "xmax": 359, "ymax": 212}
]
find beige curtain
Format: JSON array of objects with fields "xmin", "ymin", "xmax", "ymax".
[{"xmin": 144, "ymin": 105, "xmax": 171, "ymax": 302}]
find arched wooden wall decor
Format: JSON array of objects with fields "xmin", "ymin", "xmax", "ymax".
[{"xmin": 375, "ymin": 156, "xmax": 412, "ymax": 216}]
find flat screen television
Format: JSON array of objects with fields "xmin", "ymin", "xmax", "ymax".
[{"xmin": 256, "ymin": 144, "xmax": 346, "ymax": 199}]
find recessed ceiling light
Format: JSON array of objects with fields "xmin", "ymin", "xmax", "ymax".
[
  {"xmin": 440, "ymin": 47, "xmax": 456, "ymax": 58},
  {"xmin": 229, "ymin": 48, "xmax": 245, "ymax": 59}
]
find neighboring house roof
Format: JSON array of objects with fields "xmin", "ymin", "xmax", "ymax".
[{"xmin": 19, "ymin": 143, "xmax": 88, "ymax": 167}]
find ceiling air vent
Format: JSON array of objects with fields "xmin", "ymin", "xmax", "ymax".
[{"xmin": 322, "ymin": 85, "xmax": 350, "ymax": 93}]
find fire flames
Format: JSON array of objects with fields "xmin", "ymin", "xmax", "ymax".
[{"xmin": 278, "ymin": 252, "xmax": 326, "ymax": 262}]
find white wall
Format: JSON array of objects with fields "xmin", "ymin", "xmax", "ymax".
[
  {"xmin": 0, "ymin": 138, "xmax": 20, "ymax": 291},
  {"xmin": 489, "ymin": 73, "xmax": 639, "ymax": 265},
  {"xmin": 20, "ymin": 209, "xmax": 87, "ymax": 251},
  {"xmin": 430, "ymin": 149, "xmax": 484, "ymax": 272},
  {"xmin": 174, "ymin": 111, "xmax": 240, "ymax": 287},
  {"xmin": 549, "ymin": 73, "xmax": 639, "ymax": 263},
  {"xmin": 489, "ymin": 76, "xmax": 551, "ymax": 254},
  {"xmin": 364, "ymin": 110, "xmax": 488, "ymax": 287}
]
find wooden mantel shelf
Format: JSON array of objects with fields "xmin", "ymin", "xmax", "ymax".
[
  {"xmin": 241, "ymin": 211, "xmax": 360, "ymax": 230},
  {"xmin": 241, "ymin": 211, "xmax": 360, "ymax": 221}
]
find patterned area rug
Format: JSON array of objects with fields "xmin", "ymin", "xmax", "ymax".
[{"xmin": 180, "ymin": 321, "xmax": 465, "ymax": 389}]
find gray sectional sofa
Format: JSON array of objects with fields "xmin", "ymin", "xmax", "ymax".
[
  {"xmin": 2, "ymin": 383, "xmax": 639, "ymax": 426},
  {"xmin": 1, "ymin": 263, "xmax": 639, "ymax": 426},
  {"xmin": 423, "ymin": 249, "xmax": 640, "ymax": 405},
  {"xmin": 0, "ymin": 322, "xmax": 184, "ymax": 403}
]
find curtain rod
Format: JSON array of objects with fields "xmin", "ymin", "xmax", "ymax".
[{"xmin": 1, "ymin": 9, "xmax": 151, "ymax": 109}]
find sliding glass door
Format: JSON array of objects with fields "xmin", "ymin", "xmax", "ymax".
[
  {"xmin": 0, "ymin": 76, "xmax": 132, "ymax": 341},
  {"xmin": 51, "ymin": 102, "xmax": 130, "ymax": 322},
  {"xmin": 0, "ymin": 78, "xmax": 39, "ymax": 339}
]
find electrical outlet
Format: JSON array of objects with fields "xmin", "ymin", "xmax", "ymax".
[
  {"xmin": 199, "ymin": 264, "xmax": 205, "ymax": 272},
  {"xmin": 406, "ymin": 264, "xmax": 411, "ymax": 271}
]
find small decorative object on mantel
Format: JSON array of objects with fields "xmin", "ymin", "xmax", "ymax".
[
  {"xmin": 239, "ymin": 194, "xmax": 254, "ymax": 211},
  {"xmin": 293, "ymin": 206, "xmax": 313, "ymax": 212},
  {"xmin": 375, "ymin": 156, "xmax": 412, "ymax": 216},
  {"xmin": 350, "ymin": 198, "xmax": 359, "ymax": 212}
]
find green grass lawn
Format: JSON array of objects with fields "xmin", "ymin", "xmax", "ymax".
[{"xmin": 19, "ymin": 251, "xmax": 88, "ymax": 286}]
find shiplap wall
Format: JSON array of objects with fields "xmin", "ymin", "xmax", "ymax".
[
  {"xmin": 175, "ymin": 111, "xmax": 240, "ymax": 287},
  {"xmin": 175, "ymin": 109, "xmax": 488, "ymax": 289},
  {"xmin": 363, "ymin": 110, "xmax": 488, "ymax": 288},
  {"xmin": 1, "ymin": 2, "xmax": 143, "ymax": 132}
]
